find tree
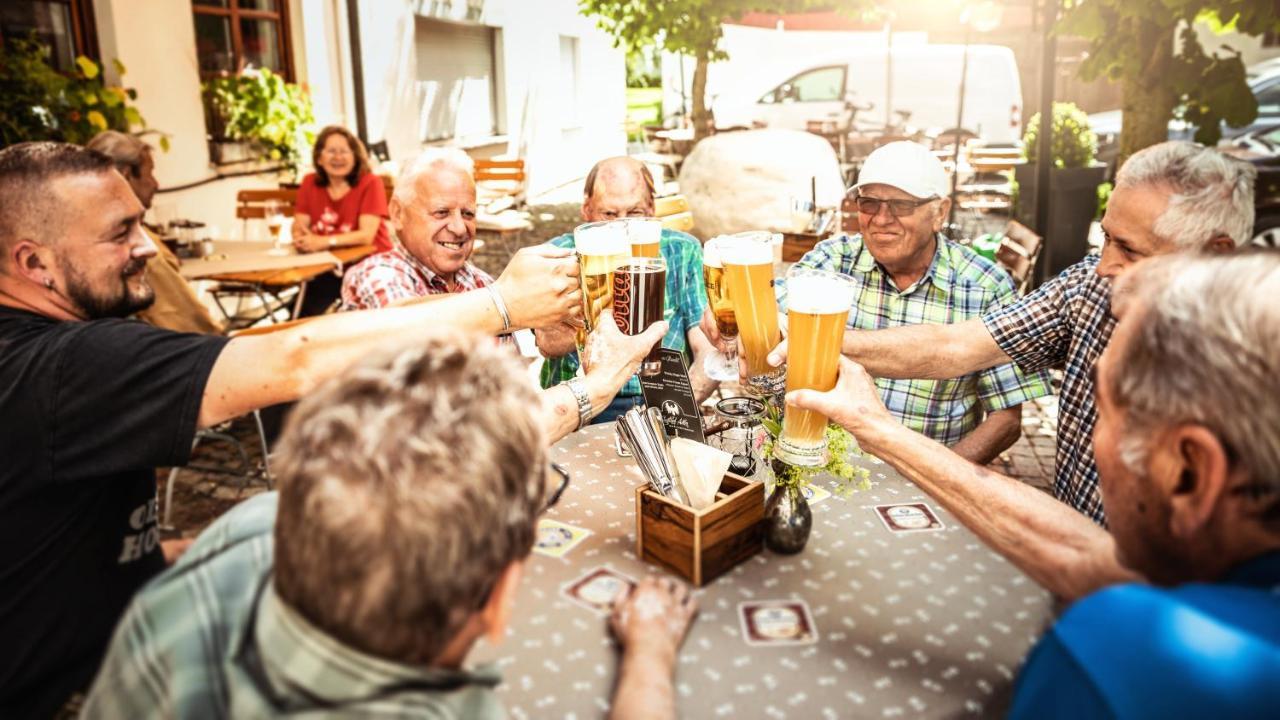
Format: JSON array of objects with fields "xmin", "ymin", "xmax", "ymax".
[
  {"xmin": 1057, "ymin": 0, "xmax": 1280, "ymax": 163},
  {"xmin": 580, "ymin": 0, "xmax": 866, "ymax": 141}
]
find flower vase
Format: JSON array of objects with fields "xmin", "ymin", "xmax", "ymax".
[{"xmin": 764, "ymin": 468, "xmax": 812, "ymax": 554}]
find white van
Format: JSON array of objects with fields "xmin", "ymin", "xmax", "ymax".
[{"xmin": 712, "ymin": 44, "xmax": 1023, "ymax": 145}]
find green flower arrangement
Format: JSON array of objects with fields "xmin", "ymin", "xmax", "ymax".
[
  {"xmin": 759, "ymin": 401, "xmax": 872, "ymax": 497},
  {"xmin": 203, "ymin": 68, "xmax": 315, "ymax": 176}
]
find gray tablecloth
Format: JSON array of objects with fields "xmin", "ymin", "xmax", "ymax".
[{"xmin": 472, "ymin": 423, "xmax": 1054, "ymax": 718}]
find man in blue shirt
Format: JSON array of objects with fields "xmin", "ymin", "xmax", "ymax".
[{"xmin": 788, "ymin": 250, "xmax": 1280, "ymax": 717}]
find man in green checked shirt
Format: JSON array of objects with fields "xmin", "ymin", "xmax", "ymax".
[
  {"xmin": 768, "ymin": 142, "xmax": 1052, "ymax": 464},
  {"xmin": 537, "ymin": 157, "xmax": 719, "ymax": 421}
]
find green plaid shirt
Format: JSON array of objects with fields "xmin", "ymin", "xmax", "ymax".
[
  {"xmin": 81, "ymin": 493, "xmax": 505, "ymax": 719},
  {"xmin": 539, "ymin": 228, "xmax": 708, "ymax": 396},
  {"xmin": 778, "ymin": 234, "xmax": 1052, "ymax": 446}
]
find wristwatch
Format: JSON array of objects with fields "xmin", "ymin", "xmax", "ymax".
[{"xmin": 566, "ymin": 377, "xmax": 593, "ymax": 430}]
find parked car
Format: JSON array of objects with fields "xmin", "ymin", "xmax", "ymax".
[
  {"xmin": 1089, "ymin": 60, "xmax": 1280, "ymax": 172},
  {"xmin": 712, "ymin": 44, "xmax": 1024, "ymax": 145},
  {"xmin": 1222, "ymin": 124, "xmax": 1280, "ymax": 248}
]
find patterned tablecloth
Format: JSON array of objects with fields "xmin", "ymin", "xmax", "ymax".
[{"xmin": 472, "ymin": 423, "xmax": 1055, "ymax": 719}]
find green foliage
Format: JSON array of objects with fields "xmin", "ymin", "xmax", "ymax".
[
  {"xmin": 1096, "ymin": 181, "xmax": 1112, "ymax": 221},
  {"xmin": 0, "ymin": 34, "xmax": 149, "ymax": 146},
  {"xmin": 1022, "ymin": 102, "xmax": 1097, "ymax": 169},
  {"xmin": 1056, "ymin": 0, "xmax": 1279, "ymax": 151},
  {"xmin": 626, "ymin": 46, "xmax": 661, "ymax": 88},
  {"xmin": 760, "ymin": 402, "xmax": 872, "ymax": 497},
  {"xmin": 204, "ymin": 68, "xmax": 315, "ymax": 173}
]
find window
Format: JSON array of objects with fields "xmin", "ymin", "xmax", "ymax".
[
  {"xmin": 0, "ymin": 0, "xmax": 98, "ymax": 72},
  {"xmin": 760, "ymin": 65, "xmax": 846, "ymax": 104},
  {"xmin": 192, "ymin": 0, "xmax": 292, "ymax": 79},
  {"xmin": 558, "ymin": 35, "xmax": 580, "ymax": 127},
  {"xmin": 415, "ymin": 17, "xmax": 499, "ymax": 142}
]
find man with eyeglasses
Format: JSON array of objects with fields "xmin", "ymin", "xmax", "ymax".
[
  {"xmin": 82, "ymin": 333, "xmax": 698, "ymax": 719},
  {"xmin": 768, "ymin": 141, "xmax": 1052, "ymax": 464}
]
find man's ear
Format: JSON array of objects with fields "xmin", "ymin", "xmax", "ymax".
[
  {"xmin": 388, "ymin": 197, "xmax": 406, "ymax": 232},
  {"xmin": 1204, "ymin": 234, "xmax": 1235, "ymax": 254},
  {"xmin": 580, "ymin": 199, "xmax": 592, "ymax": 223},
  {"xmin": 11, "ymin": 240, "xmax": 52, "ymax": 285},
  {"xmin": 480, "ymin": 561, "xmax": 524, "ymax": 645},
  {"xmin": 933, "ymin": 197, "xmax": 952, "ymax": 232},
  {"xmin": 1165, "ymin": 424, "xmax": 1230, "ymax": 539}
]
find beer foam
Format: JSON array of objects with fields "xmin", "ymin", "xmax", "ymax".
[
  {"xmin": 703, "ymin": 238, "xmax": 723, "ymax": 267},
  {"xmin": 625, "ymin": 218, "xmax": 662, "ymax": 245},
  {"xmin": 786, "ymin": 272, "xmax": 856, "ymax": 313},
  {"xmin": 575, "ymin": 221, "xmax": 629, "ymax": 255},
  {"xmin": 718, "ymin": 238, "xmax": 773, "ymax": 266}
]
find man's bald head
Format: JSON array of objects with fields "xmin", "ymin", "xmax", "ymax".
[
  {"xmin": 0, "ymin": 142, "xmax": 116, "ymax": 263},
  {"xmin": 581, "ymin": 157, "xmax": 656, "ymax": 222}
]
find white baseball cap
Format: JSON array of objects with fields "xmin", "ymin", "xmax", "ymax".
[{"xmin": 851, "ymin": 141, "xmax": 949, "ymax": 200}]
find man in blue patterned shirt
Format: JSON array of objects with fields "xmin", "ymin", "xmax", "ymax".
[
  {"xmin": 775, "ymin": 142, "xmax": 1052, "ymax": 465},
  {"xmin": 537, "ymin": 157, "xmax": 717, "ymax": 422}
]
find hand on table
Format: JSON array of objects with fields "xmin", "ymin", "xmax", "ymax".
[
  {"xmin": 291, "ymin": 228, "xmax": 328, "ymax": 253},
  {"xmin": 610, "ymin": 577, "xmax": 698, "ymax": 663},
  {"xmin": 496, "ymin": 244, "xmax": 582, "ymax": 329}
]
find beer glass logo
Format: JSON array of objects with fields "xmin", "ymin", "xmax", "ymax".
[{"xmin": 613, "ymin": 271, "xmax": 635, "ymax": 334}]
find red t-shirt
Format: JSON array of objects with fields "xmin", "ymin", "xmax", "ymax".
[{"xmin": 296, "ymin": 172, "xmax": 391, "ymax": 252}]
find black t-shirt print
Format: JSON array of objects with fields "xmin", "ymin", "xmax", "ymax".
[{"xmin": 0, "ymin": 307, "xmax": 229, "ymax": 719}]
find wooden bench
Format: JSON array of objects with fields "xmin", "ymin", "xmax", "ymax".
[
  {"xmin": 995, "ymin": 220, "xmax": 1043, "ymax": 295},
  {"xmin": 236, "ymin": 188, "xmax": 297, "ymax": 222},
  {"xmin": 474, "ymin": 158, "xmax": 526, "ymax": 211},
  {"xmin": 655, "ymin": 194, "xmax": 694, "ymax": 234}
]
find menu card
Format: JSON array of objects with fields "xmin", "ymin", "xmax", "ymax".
[{"xmin": 639, "ymin": 348, "xmax": 706, "ymax": 443}]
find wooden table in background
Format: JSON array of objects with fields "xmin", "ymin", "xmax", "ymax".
[{"xmin": 202, "ymin": 244, "xmax": 377, "ymax": 287}]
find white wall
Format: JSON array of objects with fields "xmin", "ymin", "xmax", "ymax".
[
  {"xmin": 356, "ymin": 0, "xmax": 627, "ymax": 196},
  {"xmin": 1193, "ymin": 22, "xmax": 1280, "ymax": 70}
]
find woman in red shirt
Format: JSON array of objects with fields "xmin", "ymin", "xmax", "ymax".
[{"xmin": 292, "ymin": 126, "xmax": 390, "ymax": 254}]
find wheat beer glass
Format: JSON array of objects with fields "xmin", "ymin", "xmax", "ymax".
[
  {"xmin": 701, "ymin": 236, "xmax": 740, "ymax": 382},
  {"xmin": 574, "ymin": 221, "xmax": 631, "ymax": 360},
  {"xmin": 622, "ymin": 217, "xmax": 663, "ymax": 258},
  {"xmin": 721, "ymin": 231, "xmax": 784, "ymax": 395},
  {"xmin": 612, "ymin": 256, "xmax": 667, "ymax": 376},
  {"xmin": 775, "ymin": 268, "xmax": 855, "ymax": 466}
]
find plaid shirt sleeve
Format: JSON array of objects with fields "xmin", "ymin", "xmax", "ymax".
[
  {"xmin": 974, "ymin": 270, "xmax": 1055, "ymax": 413},
  {"xmin": 775, "ymin": 236, "xmax": 849, "ymax": 312},
  {"xmin": 340, "ymin": 253, "xmax": 422, "ymax": 311},
  {"xmin": 981, "ymin": 259, "xmax": 1088, "ymax": 374},
  {"xmin": 665, "ymin": 231, "xmax": 707, "ymax": 340}
]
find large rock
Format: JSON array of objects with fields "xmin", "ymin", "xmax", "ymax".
[{"xmin": 677, "ymin": 129, "xmax": 844, "ymax": 240}]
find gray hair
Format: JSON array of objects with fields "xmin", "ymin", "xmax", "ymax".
[
  {"xmin": 85, "ymin": 130, "xmax": 151, "ymax": 176},
  {"xmin": 273, "ymin": 332, "xmax": 547, "ymax": 664},
  {"xmin": 1115, "ymin": 141, "xmax": 1256, "ymax": 248},
  {"xmin": 1113, "ymin": 251, "xmax": 1280, "ymax": 512},
  {"xmin": 393, "ymin": 146, "xmax": 475, "ymax": 207}
]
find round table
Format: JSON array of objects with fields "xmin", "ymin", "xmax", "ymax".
[{"xmin": 472, "ymin": 423, "xmax": 1055, "ymax": 718}]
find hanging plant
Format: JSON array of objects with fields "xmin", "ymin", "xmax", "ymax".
[{"xmin": 203, "ymin": 68, "xmax": 315, "ymax": 177}]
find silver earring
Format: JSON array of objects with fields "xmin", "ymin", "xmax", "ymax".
[{"xmin": 44, "ymin": 278, "xmax": 54, "ymax": 289}]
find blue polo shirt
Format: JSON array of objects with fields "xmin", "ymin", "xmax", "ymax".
[{"xmin": 1009, "ymin": 551, "xmax": 1280, "ymax": 719}]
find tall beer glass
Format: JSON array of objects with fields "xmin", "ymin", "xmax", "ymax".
[
  {"xmin": 721, "ymin": 231, "xmax": 784, "ymax": 396},
  {"xmin": 775, "ymin": 268, "xmax": 855, "ymax": 466},
  {"xmin": 612, "ymin": 256, "xmax": 667, "ymax": 376},
  {"xmin": 701, "ymin": 236, "xmax": 739, "ymax": 382},
  {"xmin": 622, "ymin": 218, "xmax": 662, "ymax": 258},
  {"xmin": 574, "ymin": 220, "xmax": 630, "ymax": 360}
]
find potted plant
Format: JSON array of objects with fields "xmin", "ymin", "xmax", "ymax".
[
  {"xmin": 1014, "ymin": 102, "xmax": 1108, "ymax": 280},
  {"xmin": 759, "ymin": 404, "xmax": 872, "ymax": 554},
  {"xmin": 0, "ymin": 34, "xmax": 154, "ymax": 146},
  {"xmin": 203, "ymin": 68, "xmax": 315, "ymax": 181}
]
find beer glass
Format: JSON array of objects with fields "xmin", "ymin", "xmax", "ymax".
[
  {"xmin": 701, "ymin": 236, "xmax": 739, "ymax": 382},
  {"xmin": 721, "ymin": 231, "xmax": 784, "ymax": 396},
  {"xmin": 574, "ymin": 220, "xmax": 631, "ymax": 359},
  {"xmin": 775, "ymin": 268, "xmax": 855, "ymax": 466},
  {"xmin": 265, "ymin": 201, "xmax": 290, "ymax": 256},
  {"xmin": 622, "ymin": 217, "xmax": 662, "ymax": 258},
  {"xmin": 612, "ymin": 256, "xmax": 667, "ymax": 376}
]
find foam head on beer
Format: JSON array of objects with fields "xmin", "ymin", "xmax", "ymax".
[
  {"xmin": 623, "ymin": 218, "xmax": 662, "ymax": 256},
  {"xmin": 575, "ymin": 220, "xmax": 630, "ymax": 256},
  {"xmin": 785, "ymin": 271, "xmax": 856, "ymax": 317}
]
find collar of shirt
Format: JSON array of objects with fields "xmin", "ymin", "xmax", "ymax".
[
  {"xmin": 851, "ymin": 232, "xmax": 956, "ymax": 296},
  {"xmin": 390, "ymin": 233, "xmax": 485, "ymax": 293},
  {"xmin": 1223, "ymin": 550, "xmax": 1280, "ymax": 591},
  {"xmin": 245, "ymin": 580, "xmax": 500, "ymax": 708}
]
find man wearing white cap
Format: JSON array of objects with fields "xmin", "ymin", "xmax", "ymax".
[{"xmin": 774, "ymin": 141, "xmax": 1052, "ymax": 464}]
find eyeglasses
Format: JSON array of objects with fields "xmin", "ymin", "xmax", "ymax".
[
  {"xmin": 542, "ymin": 462, "xmax": 571, "ymax": 513},
  {"xmin": 322, "ymin": 148, "xmax": 353, "ymax": 157},
  {"xmin": 855, "ymin": 195, "xmax": 936, "ymax": 218}
]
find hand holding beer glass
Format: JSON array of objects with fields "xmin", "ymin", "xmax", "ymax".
[
  {"xmin": 774, "ymin": 268, "xmax": 855, "ymax": 466},
  {"xmin": 721, "ymin": 231, "xmax": 785, "ymax": 396},
  {"xmin": 612, "ymin": 256, "xmax": 666, "ymax": 377},
  {"xmin": 574, "ymin": 221, "xmax": 631, "ymax": 367},
  {"xmin": 701, "ymin": 236, "xmax": 740, "ymax": 382}
]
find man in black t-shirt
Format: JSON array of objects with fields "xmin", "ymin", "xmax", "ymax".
[{"xmin": 0, "ymin": 142, "xmax": 629, "ymax": 718}]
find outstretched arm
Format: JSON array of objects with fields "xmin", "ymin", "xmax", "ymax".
[
  {"xmin": 608, "ymin": 578, "xmax": 698, "ymax": 720},
  {"xmin": 788, "ymin": 358, "xmax": 1139, "ymax": 601}
]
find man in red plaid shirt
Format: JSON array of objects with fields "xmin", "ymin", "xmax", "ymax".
[{"xmin": 341, "ymin": 148, "xmax": 495, "ymax": 310}]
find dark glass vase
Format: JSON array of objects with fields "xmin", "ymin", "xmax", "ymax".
[{"xmin": 764, "ymin": 477, "xmax": 812, "ymax": 554}]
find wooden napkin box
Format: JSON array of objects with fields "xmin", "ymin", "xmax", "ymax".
[{"xmin": 634, "ymin": 473, "xmax": 764, "ymax": 586}]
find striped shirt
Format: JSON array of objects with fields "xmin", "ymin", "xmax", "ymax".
[
  {"xmin": 779, "ymin": 233, "xmax": 1053, "ymax": 447},
  {"xmin": 539, "ymin": 228, "xmax": 708, "ymax": 397},
  {"xmin": 81, "ymin": 493, "xmax": 506, "ymax": 719},
  {"xmin": 984, "ymin": 254, "xmax": 1115, "ymax": 525}
]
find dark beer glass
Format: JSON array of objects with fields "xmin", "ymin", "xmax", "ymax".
[{"xmin": 612, "ymin": 256, "xmax": 667, "ymax": 377}]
